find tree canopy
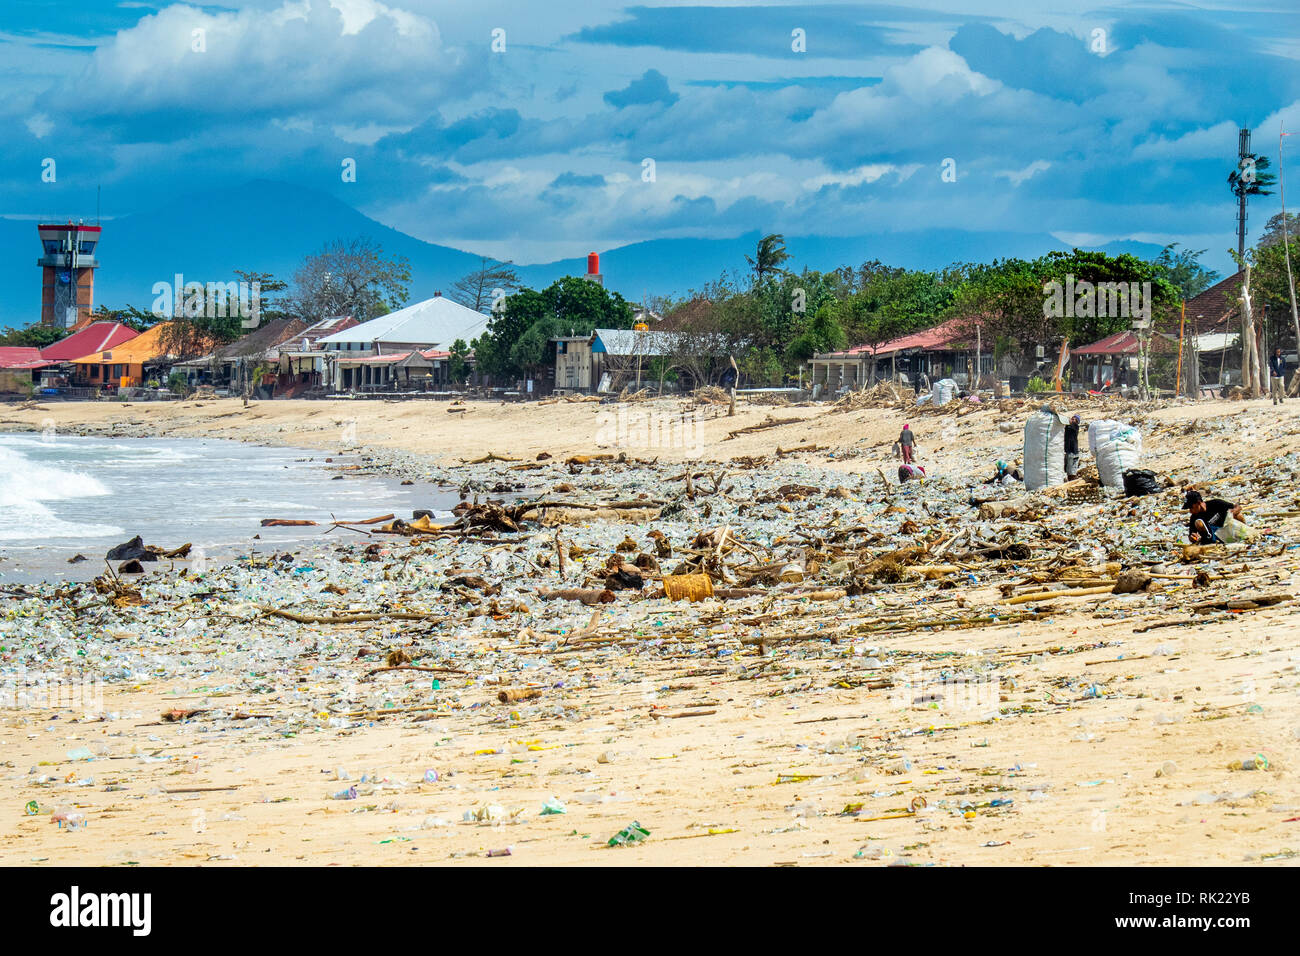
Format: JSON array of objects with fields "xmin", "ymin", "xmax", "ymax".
[{"xmin": 474, "ymin": 275, "xmax": 634, "ymax": 379}]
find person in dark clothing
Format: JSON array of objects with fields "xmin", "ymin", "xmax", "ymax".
[
  {"xmin": 1183, "ymin": 490, "xmax": 1243, "ymax": 543},
  {"xmin": 899, "ymin": 424, "xmax": 916, "ymax": 464},
  {"xmin": 1269, "ymin": 349, "xmax": 1287, "ymax": 405},
  {"xmin": 1064, "ymin": 414, "xmax": 1081, "ymax": 479}
]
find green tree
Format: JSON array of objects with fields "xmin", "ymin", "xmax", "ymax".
[
  {"xmin": 745, "ymin": 234, "xmax": 792, "ymax": 285},
  {"xmin": 786, "ymin": 301, "xmax": 847, "ymax": 362},
  {"xmin": 477, "ymin": 277, "xmax": 634, "ymax": 379},
  {"xmin": 1148, "ymin": 244, "xmax": 1220, "ymax": 300},
  {"xmin": 447, "ymin": 338, "xmax": 471, "ymax": 382},
  {"xmin": 90, "ymin": 303, "xmax": 156, "ymax": 331},
  {"xmin": 0, "ymin": 324, "xmax": 70, "ymax": 348},
  {"xmin": 233, "ymin": 270, "xmax": 289, "ymax": 323}
]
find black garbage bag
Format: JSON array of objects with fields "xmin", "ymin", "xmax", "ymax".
[
  {"xmin": 605, "ymin": 567, "xmax": 645, "ymax": 591},
  {"xmin": 1122, "ymin": 469, "xmax": 1160, "ymax": 498},
  {"xmin": 106, "ymin": 536, "xmax": 156, "ymax": 562}
]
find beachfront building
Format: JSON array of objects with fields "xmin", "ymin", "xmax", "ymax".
[
  {"xmin": 809, "ymin": 316, "xmax": 996, "ymax": 393},
  {"xmin": 270, "ymin": 315, "xmax": 360, "ymax": 396},
  {"xmin": 549, "ymin": 327, "xmax": 682, "ymax": 394},
  {"xmin": 27, "ymin": 320, "xmax": 141, "ymax": 393},
  {"xmin": 1180, "ymin": 272, "xmax": 1251, "ymax": 389},
  {"xmin": 0, "ymin": 347, "xmax": 56, "ymax": 394},
  {"xmin": 1069, "ymin": 273, "xmax": 1284, "ymax": 395},
  {"xmin": 1069, "ymin": 330, "xmax": 1179, "ymax": 391},
  {"xmin": 333, "ymin": 349, "xmax": 454, "ymax": 393},
  {"xmin": 69, "ymin": 321, "xmax": 210, "ymax": 391},
  {"xmin": 173, "ymin": 317, "xmax": 310, "ymax": 397},
  {"xmin": 314, "ymin": 293, "xmax": 487, "ymax": 392}
]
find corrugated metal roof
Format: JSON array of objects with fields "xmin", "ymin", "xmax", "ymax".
[
  {"xmin": 336, "ymin": 348, "xmax": 451, "ymax": 366},
  {"xmin": 0, "ymin": 347, "xmax": 55, "ymax": 370},
  {"xmin": 213, "ymin": 318, "xmax": 310, "ymax": 360},
  {"xmin": 39, "ymin": 322, "xmax": 139, "ymax": 361},
  {"xmin": 1071, "ymin": 330, "xmax": 1178, "ymax": 356},
  {"xmin": 315, "ymin": 296, "xmax": 487, "ymax": 349},
  {"xmin": 592, "ymin": 328, "xmax": 677, "ymax": 357},
  {"xmin": 819, "ymin": 316, "xmax": 977, "ymax": 359},
  {"xmin": 70, "ymin": 322, "xmax": 213, "ymax": 365}
]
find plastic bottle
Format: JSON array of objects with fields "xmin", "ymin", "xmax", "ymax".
[
  {"xmin": 51, "ymin": 807, "xmax": 86, "ymax": 828},
  {"xmin": 608, "ymin": 821, "xmax": 650, "ymax": 846}
]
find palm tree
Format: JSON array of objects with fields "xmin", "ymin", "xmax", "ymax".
[
  {"xmin": 1229, "ymin": 152, "xmax": 1277, "ymax": 261},
  {"xmin": 746, "ymin": 234, "xmax": 792, "ymax": 285}
]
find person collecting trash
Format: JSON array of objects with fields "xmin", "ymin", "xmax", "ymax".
[
  {"xmin": 987, "ymin": 459, "xmax": 1022, "ymax": 485},
  {"xmin": 898, "ymin": 463, "xmax": 926, "ymax": 483},
  {"xmin": 1183, "ymin": 490, "xmax": 1243, "ymax": 543},
  {"xmin": 898, "ymin": 424, "xmax": 916, "ymax": 464},
  {"xmin": 1064, "ymin": 414, "xmax": 1082, "ymax": 480}
]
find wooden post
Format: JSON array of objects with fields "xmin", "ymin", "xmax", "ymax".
[{"xmin": 1175, "ymin": 301, "xmax": 1186, "ymax": 397}]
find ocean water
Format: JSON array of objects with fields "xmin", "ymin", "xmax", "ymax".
[{"xmin": 0, "ymin": 433, "xmax": 457, "ymax": 584}]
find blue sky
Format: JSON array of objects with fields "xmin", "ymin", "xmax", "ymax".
[{"xmin": 2, "ymin": 0, "xmax": 1298, "ymax": 273}]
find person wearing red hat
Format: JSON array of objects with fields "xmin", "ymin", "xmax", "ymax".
[{"xmin": 899, "ymin": 424, "xmax": 915, "ymax": 464}]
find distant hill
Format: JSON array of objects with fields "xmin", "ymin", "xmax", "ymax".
[{"xmin": 0, "ymin": 179, "xmax": 1172, "ymax": 328}]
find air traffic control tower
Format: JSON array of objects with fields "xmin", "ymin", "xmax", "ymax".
[{"xmin": 38, "ymin": 221, "xmax": 101, "ymax": 328}]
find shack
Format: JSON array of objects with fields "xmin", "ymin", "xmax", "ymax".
[{"xmin": 810, "ymin": 316, "xmax": 994, "ymax": 393}]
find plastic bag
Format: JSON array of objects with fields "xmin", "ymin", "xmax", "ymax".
[
  {"xmin": 1218, "ymin": 514, "xmax": 1258, "ymax": 544},
  {"xmin": 1122, "ymin": 469, "xmax": 1160, "ymax": 497}
]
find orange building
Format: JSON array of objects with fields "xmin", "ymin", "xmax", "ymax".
[{"xmin": 70, "ymin": 322, "xmax": 204, "ymax": 389}]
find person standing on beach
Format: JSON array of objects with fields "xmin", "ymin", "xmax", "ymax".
[
  {"xmin": 1064, "ymin": 414, "xmax": 1081, "ymax": 480},
  {"xmin": 1269, "ymin": 348, "xmax": 1287, "ymax": 405},
  {"xmin": 899, "ymin": 424, "xmax": 916, "ymax": 464}
]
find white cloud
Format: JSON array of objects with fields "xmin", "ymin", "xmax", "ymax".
[
  {"xmin": 25, "ymin": 114, "xmax": 53, "ymax": 138},
  {"xmin": 995, "ymin": 159, "xmax": 1050, "ymax": 186},
  {"xmin": 65, "ymin": 1, "xmax": 455, "ymax": 125},
  {"xmin": 1131, "ymin": 121, "xmax": 1239, "ymax": 161},
  {"xmin": 802, "ymin": 163, "xmax": 896, "ymax": 190},
  {"xmin": 881, "ymin": 46, "xmax": 1001, "ymax": 101}
]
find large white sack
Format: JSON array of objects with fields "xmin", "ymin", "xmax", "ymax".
[
  {"xmin": 1096, "ymin": 426, "xmax": 1142, "ymax": 489},
  {"xmin": 1087, "ymin": 419, "xmax": 1125, "ymax": 454},
  {"xmin": 931, "ymin": 378, "xmax": 957, "ymax": 405},
  {"xmin": 1023, "ymin": 407, "xmax": 1066, "ymax": 491}
]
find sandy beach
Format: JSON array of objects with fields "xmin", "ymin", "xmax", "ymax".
[{"xmin": 1, "ymin": 392, "xmax": 1298, "ymax": 867}]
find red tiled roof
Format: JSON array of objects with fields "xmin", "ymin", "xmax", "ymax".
[
  {"xmin": 39, "ymin": 322, "xmax": 140, "ymax": 361},
  {"xmin": 1182, "ymin": 272, "xmax": 1242, "ymax": 335}
]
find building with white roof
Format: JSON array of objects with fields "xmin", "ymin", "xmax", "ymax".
[{"xmin": 314, "ymin": 292, "xmax": 489, "ymax": 356}]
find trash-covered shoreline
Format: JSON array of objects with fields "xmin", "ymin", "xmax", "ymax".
[{"xmin": 2, "ymin": 395, "xmax": 1298, "ymax": 866}]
